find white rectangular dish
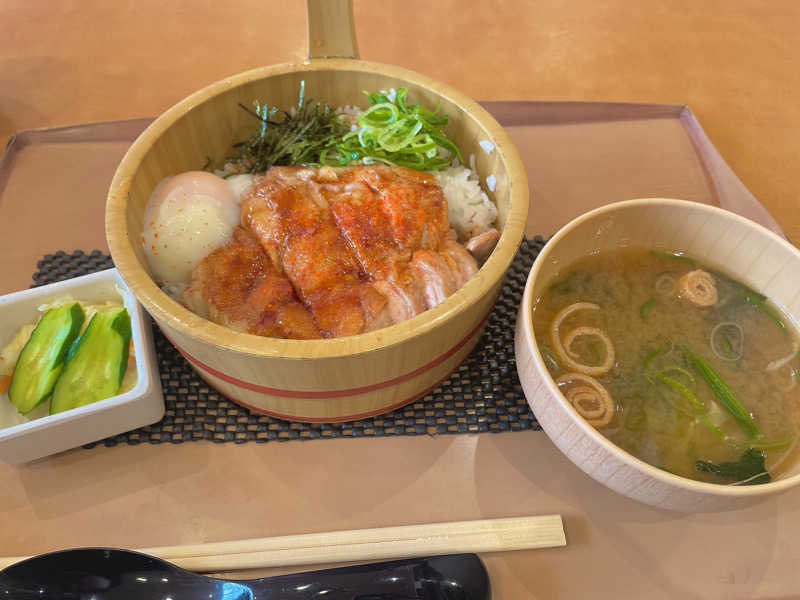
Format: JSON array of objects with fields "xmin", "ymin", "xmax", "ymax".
[{"xmin": 0, "ymin": 268, "xmax": 164, "ymax": 463}]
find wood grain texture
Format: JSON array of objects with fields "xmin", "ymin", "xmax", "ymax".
[
  {"xmin": 0, "ymin": 515, "xmax": 565, "ymax": 571},
  {"xmin": 307, "ymin": 0, "xmax": 359, "ymax": 59},
  {"xmin": 514, "ymin": 198, "xmax": 800, "ymax": 511}
]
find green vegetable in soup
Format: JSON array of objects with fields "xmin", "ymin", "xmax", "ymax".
[
  {"xmin": 643, "ymin": 346, "xmax": 663, "ymax": 366},
  {"xmin": 717, "ymin": 274, "xmax": 787, "ymax": 334},
  {"xmin": 549, "ymin": 271, "xmax": 589, "ymax": 295},
  {"xmin": 660, "ymin": 365, "xmax": 695, "ymax": 384},
  {"xmin": 695, "ymin": 448, "xmax": 770, "ymax": 485},
  {"xmin": 720, "ymin": 333, "xmax": 736, "ymax": 359},
  {"xmin": 745, "ymin": 434, "xmax": 795, "ymax": 451},
  {"xmin": 680, "ymin": 344, "xmax": 761, "ymax": 439},
  {"xmin": 654, "ymin": 372, "xmax": 726, "ymax": 442},
  {"xmin": 744, "ymin": 292, "xmax": 787, "ymax": 334},
  {"xmin": 639, "ymin": 298, "xmax": 655, "ymax": 319}
]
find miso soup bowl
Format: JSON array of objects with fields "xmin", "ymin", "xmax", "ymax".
[
  {"xmin": 105, "ymin": 1, "xmax": 528, "ymax": 421},
  {"xmin": 515, "ymin": 198, "xmax": 800, "ymax": 512}
]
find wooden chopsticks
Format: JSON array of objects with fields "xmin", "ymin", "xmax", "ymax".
[{"xmin": 0, "ymin": 515, "xmax": 566, "ymax": 573}]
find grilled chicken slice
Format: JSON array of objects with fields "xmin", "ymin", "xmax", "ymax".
[
  {"xmin": 439, "ymin": 240, "xmax": 479, "ymax": 288},
  {"xmin": 465, "ymin": 228, "xmax": 500, "ymax": 264},
  {"xmin": 324, "ymin": 166, "xmax": 443, "ymax": 320},
  {"xmin": 233, "ymin": 165, "xmax": 480, "ymax": 338},
  {"xmin": 373, "ymin": 275, "xmax": 428, "ymax": 323},
  {"xmin": 410, "ymin": 249, "xmax": 458, "ymax": 308},
  {"xmin": 355, "ymin": 165, "xmax": 451, "ymax": 253},
  {"xmin": 243, "ymin": 167, "xmax": 392, "ymax": 337},
  {"xmin": 182, "ymin": 226, "xmax": 321, "ymax": 339}
]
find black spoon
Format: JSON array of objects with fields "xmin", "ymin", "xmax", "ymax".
[{"xmin": 0, "ymin": 548, "xmax": 490, "ymax": 600}]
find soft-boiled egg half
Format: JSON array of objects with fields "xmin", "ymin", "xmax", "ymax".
[{"xmin": 141, "ymin": 171, "xmax": 253, "ymax": 294}]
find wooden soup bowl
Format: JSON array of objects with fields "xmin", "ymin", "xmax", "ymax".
[
  {"xmin": 105, "ymin": 1, "xmax": 528, "ymax": 422},
  {"xmin": 516, "ymin": 199, "xmax": 800, "ymax": 511}
]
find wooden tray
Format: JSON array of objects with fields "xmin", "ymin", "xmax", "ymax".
[{"xmin": 0, "ymin": 101, "xmax": 783, "ymax": 297}]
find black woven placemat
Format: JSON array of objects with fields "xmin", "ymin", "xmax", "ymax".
[{"xmin": 32, "ymin": 238, "xmax": 545, "ymax": 445}]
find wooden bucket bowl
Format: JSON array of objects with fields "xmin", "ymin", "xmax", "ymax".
[
  {"xmin": 515, "ymin": 198, "xmax": 800, "ymax": 511},
  {"xmin": 105, "ymin": 1, "xmax": 529, "ymax": 422}
]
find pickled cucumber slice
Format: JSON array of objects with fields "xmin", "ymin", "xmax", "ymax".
[
  {"xmin": 50, "ymin": 308, "xmax": 131, "ymax": 414},
  {"xmin": 8, "ymin": 303, "xmax": 85, "ymax": 414}
]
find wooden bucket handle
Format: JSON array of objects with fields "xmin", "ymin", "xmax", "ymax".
[{"xmin": 306, "ymin": 0, "xmax": 360, "ymax": 60}]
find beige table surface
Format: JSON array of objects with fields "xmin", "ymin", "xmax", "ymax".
[{"xmin": 2, "ymin": 1, "xmax": 800, "ymax": 598}]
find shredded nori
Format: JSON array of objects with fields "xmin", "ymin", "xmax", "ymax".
[{"xmin": 228, "ymin": 95, "xmax": 349, "ymax": 174}]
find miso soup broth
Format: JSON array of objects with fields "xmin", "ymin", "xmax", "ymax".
[{"xmin": 533, "ymin": 248, "xmax": 800, "ymax": 485}]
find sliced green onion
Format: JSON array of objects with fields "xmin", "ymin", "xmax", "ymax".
[
  {"xmin": 405, "ymin": 134, "xmax": 437, "ymax": 154},
  {"xmin": 744, "ymin": 293, "xmax": 787, "ymax": 334},
  {"xmin": 654, "ymin": 373, "xmax": 698, "ymax": 409},
  {"xmin": 681, "ymin": 344, "xmax": 761, "ymax": 439},
  {"xmin": 639, "ymin": 298, "xmax": 655, "ymax": 319},
  {"xmin": 332, "ymin": 88, "xmax": 462, "ymax": 171},
  {"xmin": 654, "ymin": 373, "xmax": 727, "ymax": 442},
  {"xmin": 724, "ymin": 277, "xmax": 787, "ymax": 334},
  {"xmin": 653, "ymin": 381, "xmax": 696, "ymax": 419},
  {"xmin": 729, "ymin": 470, "xmax": 771, "ymax": 486},
  {"xmin": 720, "ymin": 333, "xmax": 736, "ymax": 359},
  {"xmin": 360, "ymin": 102, "xmax": 400, "ymax": 127},
  {"xmin": 643, "ymin": 346, "xmax": 663, "ymax": 366},
  {"xmin": 376, "ymin": 120, "xmax": 423, "ymax": 152},
  {"xmin": 745, "ymin": 434, "xmax": 795, "ymax": 451},
  {"xmin": 660, "ymin": 365, "xmax": 695, "ymax": 384}
]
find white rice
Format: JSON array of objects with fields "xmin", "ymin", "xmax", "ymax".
[
  {"xmin": 379, "ymin": 88, "xmax": 398, "ymax": 103},
  {"xmin": 225, "ymin": 173, "xmax": 255, "ymax": 201},
  {"xmin": 336, "ymin": 105, "xmax": 361, "ymax": 128},
  {"xmin": 433, "ymin": 166, "xmax": 498, "ymax": 240},
  {"xmin": 215, "ymin": 161, "xmax": 247, "ymax": 178}
]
